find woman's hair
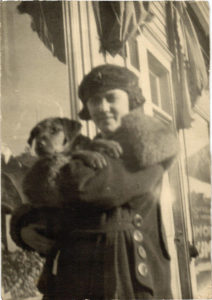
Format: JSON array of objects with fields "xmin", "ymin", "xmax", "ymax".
[{"xmin": 78, "ymin": 64, "xmax": 146, "ymax": 120}]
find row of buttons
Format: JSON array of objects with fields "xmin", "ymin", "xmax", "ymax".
[{"xmin": 133, "ymin": 214, "xmax": 148, "ymax": 277}]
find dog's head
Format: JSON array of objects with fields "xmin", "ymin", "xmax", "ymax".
[{"xmin": 27, "ymin": 117, "xmax": 82, "ymax": 157}]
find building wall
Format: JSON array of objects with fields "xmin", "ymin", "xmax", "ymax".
[{"xmin": 148, "ymin": 2, "xmax": 168, "ymax": 47}]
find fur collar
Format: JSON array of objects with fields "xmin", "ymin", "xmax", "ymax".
[{"xmin": 108, "ymin": 107, "xmax": 179, "ymax": 170}]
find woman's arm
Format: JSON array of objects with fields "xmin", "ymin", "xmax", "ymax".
[
  {"xmin": 10, "ymin": 204, "xmax": 56, "ymax": 254},
  {"xmin": 60, "ymin": 156, "xmax": 164, "ymax": 209},
  {"xmin": 20, "ymin": 224, "xmax": 55, "ymax": 255},
  {"xmin": 10, "ymin": 157, "xmax": 164, "ymax": 252}
]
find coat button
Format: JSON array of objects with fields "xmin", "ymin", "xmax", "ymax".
[
  {"xmin": 138, "ymin": 245, "xmax": 146, "ymax": 259},
  {"xmin": 133, "ymin": 214, "xmax": 143, "ymax": 227},
  {"xmin": 138, "ymin": 262, "xmax": 148, "ymax": 277},
  {"xmin": 133, "ymin": 230, "xmax": 143, "ymax": 242}
]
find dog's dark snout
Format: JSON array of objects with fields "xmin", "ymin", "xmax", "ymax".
[
  {"xmin": 35, "ymin": 139, "xmax": 49, "ymax": 156},
  {"xmin": 36, "ymin": 139, "xmax": 48, "ymax": 152}
]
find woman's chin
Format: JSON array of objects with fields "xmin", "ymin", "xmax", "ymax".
[{"xmin": 102, "ymin": 127, "xmax": 118, "ymax": 137}]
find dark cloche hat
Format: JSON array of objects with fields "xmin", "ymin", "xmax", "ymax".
[{"xmin": 78, "ymin": 64, "xmax": 145, "ymax": 120}]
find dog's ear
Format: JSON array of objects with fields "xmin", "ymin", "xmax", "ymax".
[
  {"xmin": 60, "ymin": 118, "xmax": 82, "ymax": 142},
  {"xmin": 27, "ymin": 127, "xmax": 39, "ymax": 147}
]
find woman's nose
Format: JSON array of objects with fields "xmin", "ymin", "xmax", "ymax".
[{"xmin": 99, "ymin": 98, "xmax": 110, "ymax": 112}]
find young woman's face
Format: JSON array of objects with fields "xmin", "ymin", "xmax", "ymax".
[{"xmin": 87, "ymin": 89, "xmax": 130, "ymax": 136}]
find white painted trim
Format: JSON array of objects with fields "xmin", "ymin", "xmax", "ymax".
[
  {"xmin": 138, "ymin": 32, "xmax": 172, "ymax": 70},
  {"xmin": 161, "ymin": 173, "xmax": 182, "ymax": 299},
  {"xmin": 62, "ymin": 1, "xmax": 81, "ymax": 120},
  {"xmin": 143, "ymin": 24, "xmax": 174, "ymax": 64}
]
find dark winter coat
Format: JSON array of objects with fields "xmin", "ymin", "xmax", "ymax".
[{"xmin": 11, "ymin": 108, "xmax": 178, "ymax": 299}]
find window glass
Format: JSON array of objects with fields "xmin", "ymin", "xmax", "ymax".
[
  {"xmin": 128, "ymin": 37, "xmax": 140, "ymax": 70},
  {"xmin": 184, "ymin": 113, "xmax": 211, "ymax": 298},
  {"xmin": 149, "ymin": 71, "xmax": 159, "ymax": 105},
  {"xmin": 148, "ymin": 52, "xmax": 171, "ymax": 114}
]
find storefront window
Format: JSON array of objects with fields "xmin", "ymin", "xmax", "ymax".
[{"xmin": 184, "ymin": 112, "xmax": 211, "ymax": 298}]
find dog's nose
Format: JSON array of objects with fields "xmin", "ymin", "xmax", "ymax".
[
  {"xmin": 36, "ymin": 140, "xmax": 49, "ymax": 156},
  {"xmin": 37, "ymin": 141, "xmax": 46, "ymax": 150},
  {"xmin": 38, "ymin": 140, "xmax": 46, "ymax": 146}
]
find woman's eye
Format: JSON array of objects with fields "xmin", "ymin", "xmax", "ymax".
[
  {"xmin": 88, "ymin": 97, "xmax": 98, "ymax": 105},
  {"xmin": 106, "ymin": 95, "xmax": 116, "ymax": 102}
]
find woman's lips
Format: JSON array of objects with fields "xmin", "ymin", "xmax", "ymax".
[{"xmin": 97, "ymin": 114, "xmax": 114, "ymax": 122}]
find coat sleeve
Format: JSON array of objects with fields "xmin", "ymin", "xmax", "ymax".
[
  {"xmin": 10, "ymin": 204, "xmax": 38, "ymax": 251},
  {"xmin": 10, "ymin": 204, "xmax": 62, "ymax": 252},
  {"xmin": 10, "ymin": 157, "xmax": 164, "ymax": 249},
  {"xmin": 60, "ymin": 156, "xmax": 164, "ymax": 210}
]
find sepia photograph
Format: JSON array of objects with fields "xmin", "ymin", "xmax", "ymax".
[{"xmin": 1, "ymin": 1, "xmax": 211, "ymax": 299}]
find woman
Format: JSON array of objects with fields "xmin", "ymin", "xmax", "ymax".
[{"xmin": 11, "ymin": 64, "xmax": 178, "ymax": 299}]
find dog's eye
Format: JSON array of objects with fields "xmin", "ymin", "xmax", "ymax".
[
  {"xmin": 50, "ymin": 128, "xmax": 57, "ymax": 134},
  {"xmin": 63, "ymin": 137, "xmax": 67, "ymax": 145}
]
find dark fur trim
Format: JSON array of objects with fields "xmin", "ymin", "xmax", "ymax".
[{"xmin": 111, "ymin": 108, "xmax": 179, "ymax": 170}]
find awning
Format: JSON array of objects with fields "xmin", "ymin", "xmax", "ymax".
[
  {"xmin": 93, "ymin": 1, "xmax": 153, "ymax": 56},
  {"xmin": 17, "ymin": 1, "xmax": 66, "ymax": 63},
  {"xmin": 174, "ymin": 2, "xmax": 208, "ymax": 129},
  {"xmin": 17, "ymin": 1, "xmax": 153, "ymax": 59}
]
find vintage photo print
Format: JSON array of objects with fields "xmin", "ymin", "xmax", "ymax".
[{"xmin": 1, "ymin": 1, "xmax": 211, "ymax": 299}]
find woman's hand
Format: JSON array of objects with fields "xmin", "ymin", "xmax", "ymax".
[
  {"xmin": 91, "ymin": 139, "xmax": 123, "ymax": 159},
  {"xmin": 21, "ymin": 224, "xmax": 55, "ymax": 255},
  {"xmin": 72, "ymin": 149, "xmax": 107, "ymax": 169}
]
